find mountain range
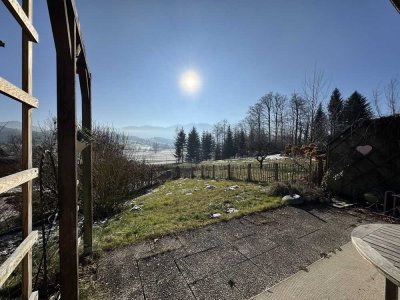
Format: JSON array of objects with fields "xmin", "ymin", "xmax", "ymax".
[
  {"xmin": 121, "ymin": 123, "xmax": 213, "ymax": 139},
  {"xmin": 0, "ymin": 121, "xmax": 213, "ymax": 145}
]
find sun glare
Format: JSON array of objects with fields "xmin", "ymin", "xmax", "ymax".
[{"xmin": 179, "ymin": 70, "xmax": 201, "ymax": 94}]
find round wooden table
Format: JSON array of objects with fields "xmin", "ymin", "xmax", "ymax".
[{"xmin": 352, "ymin": 224, "xmax": 400, "ymax": 300}]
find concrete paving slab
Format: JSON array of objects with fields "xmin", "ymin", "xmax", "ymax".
[
  {"xmin": 208, "ymin": 218, "xmax": 257, "ymax": 242},
  {"xmin": 142, "ymin": 273, "xmax": 195, "ymax": 300},
  {"xmin": 251, "ymin": 242, "xmax": 386, "ymax": 300},
  {"xmin": 152, "ymin": 235, "xmax": 183, "ymax": 255},
  {"xmin": 223, "ymin": 259, "xmax": 273, "ymax": 298},
  {"xmin": 231, "ymin": 234, "xmax": 277, "ymax": 259},
  {"xmin": 175, "ymin": 227, "xmax": 221, "ymax": 257},
  {"xmin": 97, "ymin": 253, "xmax": 143, "ymax": 300},
  {"xmin": 137, "ymin": 252, "xmax": 179, "ymax": 284},
  {"xmin": 176, "ymin": 245, "xmax": 247, "ymax": 282},
  {"xmin": 189, "ymin": 272, "xmax": 243, "ymax": 300},
  {"xmin": 250, "ymin": 245, "xmax": 309, "ymax": 287}
]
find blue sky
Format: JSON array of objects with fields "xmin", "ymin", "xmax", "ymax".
[{"xmin": 1, "ymin": 0, "xmax": 400, "ymax": 127}]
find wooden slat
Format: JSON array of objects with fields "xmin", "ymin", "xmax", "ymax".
[
  {"xmin": 380, "ymin": 226, "xmax": 400, "ymax": 235},
  {"xmin": 28, "ymin": 291, "xmax": 38, "ymax": 300},
  {"xmin": 377, "ymin": 228, "xmax": 400, "ymax": 240},
  {"xmin": 0, "ymin": 77, "xmax": 38, "ymax": 108},
  {"xmin": 365, "ymin": 241, "xmax": 400, "ymax": 263},
  {"xmin": 372, "ymin": 232, "xmax": 400, "ymax": 248},
  {"xmin": 367, "ymin": 234, "xmax": 400, "ymax": 251},
  {"xmin": 352, "ymin": 236, "xmax": 400, "ymax": 286},
  {"xmin": 1, "ymin": 0, "xmax": 39, "ymax": 43},
  {"xmin": 0, "ymin": 168, "xmax": 38, "ymax": 194},
  {"xmin": 0, "ymin": 231, "xmax": 38, "ymax": 287}
]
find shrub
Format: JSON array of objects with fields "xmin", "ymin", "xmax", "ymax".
[
  {"xmin": 290, "ymin": 182, "xmax": 324, "ymax": 202},
  {"xmin": 91, "ymin": 125, "xmax": 155, "ymax": 218},
  {"xmin": 267, "ymin": 181, "xmax": 291, "ymax": 197},
  {"xmin": 266, "ymin": 180, "xmax": 323, "ymax": 202}
]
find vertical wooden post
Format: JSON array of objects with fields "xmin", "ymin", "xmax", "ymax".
[
  {"xmin": 212, "ymin": 165, "xmax": 215, "ymax": 179},
  {"xmin": 227, "ymin": 164, "xmax": 231, "ymax": 180},
  {"xmin": 80, "ymin": 68, "xmax": 92, "ymax": 255},
  {"xmin": 48, "ymin": 0, "xmax": 79, "ymax": 297},
  {"xmin": 21, "ymin": 1, "xmax": 33, "ymax": 298},
  {"xmin": 247, "ymin": 163, "xmax": 251, "ymax": 181},
  {"xmin": 274, "ymin": 163, "xmax": 279, "ymax": 181}
]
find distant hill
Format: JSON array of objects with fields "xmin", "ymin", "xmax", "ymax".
[
  {"xmin": 0, "ymin": 121, "xmax": 39, "ymax": 131},
  {"xmin": 122, "ymin": 123, "xmax": 213, "ymax": 139},
  {"xmin": 0, "ymin": 121, "xmax": 41, "ymax": 143}
]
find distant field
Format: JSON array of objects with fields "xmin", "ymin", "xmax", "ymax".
[{"xmin": 125, "ymin": 148, "xmax": 176, "ymax": 164}]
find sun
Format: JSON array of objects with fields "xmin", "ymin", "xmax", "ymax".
[{"xmin": 179, "ymin": 70, "xmax": 201, "ymax": 94}]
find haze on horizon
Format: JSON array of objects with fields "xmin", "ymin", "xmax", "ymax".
[{"xmin": 1, "ymin": 1, "xmax": 400, "ymax": 128}]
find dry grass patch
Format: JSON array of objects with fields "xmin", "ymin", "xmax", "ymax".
[{"xmin": 94, "ymin": 178, "xmax": 281, "ymax": 251}]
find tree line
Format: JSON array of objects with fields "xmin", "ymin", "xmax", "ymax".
[{"xmin": 175, "ymin": 72, "xmax": 398, "ymax": 165}]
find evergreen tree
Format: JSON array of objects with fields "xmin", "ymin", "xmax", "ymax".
[
  {"xmin": 327, "ymin": 88, "xmax": 344, "ymax": 136},
  {"xmin": 201, "ymin": 132, "xmax": 213, "ymax": 161},
  {"xmin": 343, "ymin": 91, "xmax": 373, "ymax": 125},
  {"xmin": 186, "ymin": 127, "xmax": 201, "ymax": 163},
  {"xmin": 174, "ymin": 128, "xmax": 186, "ymax": 163},
  {"xmin": 237, "ymin": 129, "xmax": 247, "ymax": 157},
  {"xmin": 222, "ymin": 126, "xmax": 235, "ymax": 159},
  {"xmin": 312, "ymin": 103, "xmax": 328, "ymax": 145},
  {"xmin": 214, "ymin": 144, "xmax": 222, "ymax": 160}
]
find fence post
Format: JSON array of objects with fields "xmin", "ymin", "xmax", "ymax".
[
  {"xmin": 247, "ymin": 163, "xmax": 251, "ymax": 181},
  {"xmin": 201, "ymin": 165, "xmax": 204, "ymax": 179},
  {"xmin": 212, "ymin": 165, "xmax": 215, "ymax": 179},
  {"xmin": 274, "ymin": 163, "xmax": 279, "ymax": 181},
  {"xmin": 227, "ymin": 164, "xmax": 231, "ymax": 180}
]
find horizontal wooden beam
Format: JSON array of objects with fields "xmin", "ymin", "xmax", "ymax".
[
  {"xmin": 1, "ymin": 0, "xmax": 39, "ymax": 43},
  {"xmin": 29, "ymin": 291, "xmax": 38, "ymax": 300},
  {"xmin": 0, "ymin": 77, "xmax": 38, "ymax": 108},
  {"xmin": 0, "ymin": 231, "xmax": 38, "ymax": 287},
  {"xmin": 0, "ymin": 168, "xmax": 38, "ymax": 194}
]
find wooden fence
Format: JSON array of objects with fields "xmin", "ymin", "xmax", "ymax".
[{"xmin": 174, "ymin": 162, "xmax": 323, "ymax": 184}]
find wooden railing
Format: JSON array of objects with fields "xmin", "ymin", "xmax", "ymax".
[{"xmin": 0, "ymin": 1, "xmax": 39, "ymax": 299}]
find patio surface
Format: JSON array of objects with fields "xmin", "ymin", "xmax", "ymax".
[
  {"xmin": 96, "ymin": 204, "xmax": 381, "ymax": 299},
  {"xmin": 252, "ymin": 241, "xmax": 385, "ymax": 300}
]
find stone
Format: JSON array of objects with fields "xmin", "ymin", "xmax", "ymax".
[
  {"xmin": 205, "ymin": 184, "xmax": 216, "ymax": 190},
  {"xmin": 282, "ymin": 194, "xmax": 304, "ymax": 205}
]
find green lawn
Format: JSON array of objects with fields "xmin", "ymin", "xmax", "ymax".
[{"xmin": 94, "ymin": 178, "xmax": 281, "ymax": 251}]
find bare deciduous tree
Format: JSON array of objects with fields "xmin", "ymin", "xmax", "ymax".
[
  {"xmin": 303, "ymin": 66, "xmax": 328, "ymax": 143},
  {"xmin": 385, "ymin": 78, "xmax": 400, "ymax": 115}
]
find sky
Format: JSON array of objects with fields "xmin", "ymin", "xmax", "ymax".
[{"xmin": 1, "ymin": 0, "xmax": 400, "ymax": 128}]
